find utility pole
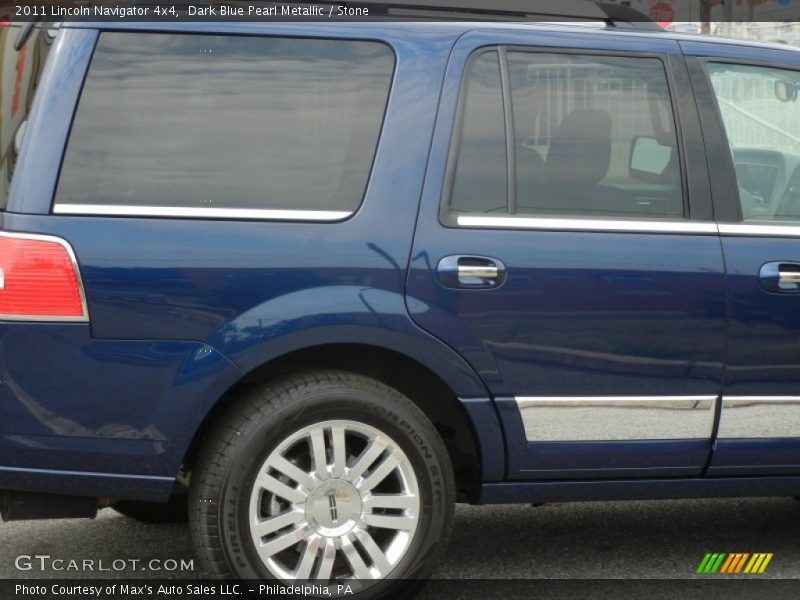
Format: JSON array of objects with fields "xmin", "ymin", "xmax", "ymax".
[
  {"xmin": 722, "ymin": 0, "xmax": 734, "ymax": 38},
  {"xmin": 700, "ymin": 0, "xmax": 711, "ymax": 35}
]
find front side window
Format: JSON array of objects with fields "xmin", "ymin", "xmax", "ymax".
[
  {"xmin": 706, "ymin": 62, "xmax": 800, "ymax": 223},
  {"xmin": 55, "ymin": 33, "xmax": 394, "ymax": 217},
  {"xmin": 446, "ymin": 49, "xmax": 684, "ymax": 222}
]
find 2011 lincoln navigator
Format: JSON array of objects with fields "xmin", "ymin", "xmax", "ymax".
[{"xmin": 3, "ymin": 6, "xmax": 800, "ymax": 596}]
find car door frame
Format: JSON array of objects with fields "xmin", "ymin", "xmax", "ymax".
[
  {"xmin": 683, "ymin": 42, "xmax": 800, "ymax": 476},
  {"xmin": 410, "ymin": 28, "xmax": 725, "ymax": 481}
]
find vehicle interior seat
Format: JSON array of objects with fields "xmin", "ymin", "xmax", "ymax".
[
  {"xmin": 520, "ymin": 108, "xmax": 628, "ymax": 216},
  {"xmin": 516, "ymin": 143, "xmax": 546, "ymax": 205}
]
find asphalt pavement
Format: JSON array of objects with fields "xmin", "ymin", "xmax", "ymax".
[{"xmin": 2, "ymin": 498, "xmax": 800, "ymax": 597}]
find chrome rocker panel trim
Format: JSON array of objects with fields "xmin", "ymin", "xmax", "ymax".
[{"xmin": 514, "ymin": 396, "xmax": 717, "ymax": 442}]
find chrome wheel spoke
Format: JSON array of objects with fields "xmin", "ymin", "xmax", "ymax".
[
  {"xmin": 347, "ymin": 438, "xmax": 387, "ymax": 481},
  {"xmin": 331, "ymin": 424, "xmax": 347, "ymax": 478},
  {"xmin": 341, "ymin": 534, "xmax": 371, "ymax": 579},
  {"xmin": 357, "ymin": 451, "xmax": 399, "ymax": 493},
  {"xmin": 257, "ymin": 473, "xmax": 307, "ymax": 505},
  {"xmin": 363, "ymin": 493, "xmax": 417, "ymax": 512},
  {"xmin": 315, "ymin": 538, "xmax": 336, "ymax": 581},
  {"xmin": 354, "ymin": 528, "xmax": 392, "ymax": 576},
  {"xmin": 253, "ymin": 509, "xmax": 305, "ymax": 539},
  {"xmin": 256, "ymin": 525, "xmax": 308, "ymax": 561},
  {"xmin": 361, "ymin": 513, "xmax": 416, "ymax": 531},
  {"xmin": 269, "ymin": 454, "xmax": 316, "ymax": 492},
  {"xmin": 294, "ymin": 536, "xmax": 321, "ymax": 580},
  {"xmin": 310, "ymin": 428, "xmax": 329, "ymax": 480}
]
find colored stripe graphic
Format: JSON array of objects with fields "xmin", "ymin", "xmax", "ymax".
[
  {"xmin": 745, "ymin": 553, "xmax": 773, "ymax": 574},
  {"xmin": 719, "ymin": 553, "xmax": 736, "ymax": 573},
  {"xmin": 711, "ymin": 553, "xmax": 726, "ymax": 573},
  {"xmin": 698, "ymin": 552, "xmax": 773, "ymax": 574},
  {"xmin": 733, "ymin": 553, "xmax": 750, "ymax": 574},
  {"xmin": 697, "ymin": 553, "xmax": 727, "ymax": 573},
  {"xmin": 697, "ymin": 553, "xmax": 714, "ymax": 573},
  {"xmin": 745, "ymin": 554, "xmax": 760, "ymax": 574},
  {"xmin": 720, "ymin": 553, "xmax": 737, "ymax": 574}
]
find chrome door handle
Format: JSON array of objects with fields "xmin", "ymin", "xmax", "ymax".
[
  {"xmin": 437, "ymin": 255, "xmax": 506, "ymax": 289},
  {"xmin": 457, "ymin": 264, "xmax": 498, "ymax": 282},
  {"xmin": 760, "ymin": 262, "xmax": 800, "ymax": 293},
  {"xmin": 779, "ymin": 270, "xmax": 800, "ymax": 285}
]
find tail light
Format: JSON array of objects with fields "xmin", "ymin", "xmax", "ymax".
[{"xmin": 0, "ymin": 232, "xmax": 88, "ymax": 321}]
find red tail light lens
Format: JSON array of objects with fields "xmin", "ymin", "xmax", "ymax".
[{"xmin": 0, "ymin": 232, "xmax": 88, "ymax": 321}]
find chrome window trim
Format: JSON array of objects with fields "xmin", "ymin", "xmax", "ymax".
[
  {"xmin": 53, "ymin": 209, "xmax": 800, "ymax": 234},
  {"xmin": 0, "ymin": 231, "xmax": 90, "ymax": 323},
  {"xmin": 453, "ymin": 216, "xmax": 800, "ymax": 236},
  {"xmin": 514, "ymin": 395, "xmax": 717, "ymax": 442},
  {"xmin": 456, "ymin": 215, "xmax": 718, "ymax": 234},
  {"xmin": 52, "ymin": 204, "xmax": 353, "ymax": 222},
  {"xmin": 718, "ymin": 223, "xmax": 800, "ymax": 237}
]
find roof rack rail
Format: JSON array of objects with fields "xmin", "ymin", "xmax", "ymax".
[{"xmin": 301, "ymin": 0, "xmax": 662, "ymax": 30}]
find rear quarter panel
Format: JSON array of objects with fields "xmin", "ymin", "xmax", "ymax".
[{"xmin": 0, "ymin": 24, "xmax": 490, "ymax": 498}]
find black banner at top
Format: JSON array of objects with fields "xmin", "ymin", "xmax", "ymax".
[{"xmin": 3, "ymin": 0, "xmax": 800, "ymax": 24}]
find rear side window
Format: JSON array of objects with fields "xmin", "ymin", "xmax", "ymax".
[
  {"xmin": 55, "ymin": 33, "xmax": 394, "ymax": 218},
  {"xmin": 446, "ymin": 49, "xmax": 685, "ymax": 222},
  {"xmin": 1, "ymin": 27, "xmax": 54, "ymax": 210}
]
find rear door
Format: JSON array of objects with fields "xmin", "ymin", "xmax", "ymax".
[
  {"xmin": 684, "ymin": 42, "xmax": 800, "ymax": 475},
  {"xmin": 407, "ymin": 29, "xmax": 728, "ymax": 480}
]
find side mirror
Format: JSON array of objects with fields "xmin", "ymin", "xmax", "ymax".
[
  {"xmin": 775, "ymin": 80, "xmax": 798, "ymax": 103},
  {"xmin": 629, "ymin": 136, "xmax": 673, "ymax": 182}
]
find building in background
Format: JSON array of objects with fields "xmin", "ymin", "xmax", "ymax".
[{"xmin": 598, "ymin": 0, "xmax": 800, "ymax": 45}]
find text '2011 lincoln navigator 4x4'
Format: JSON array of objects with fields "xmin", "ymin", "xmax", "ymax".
[{"xmin": 3, "ymin": 8, "xmax": 800, "ymax": 596}]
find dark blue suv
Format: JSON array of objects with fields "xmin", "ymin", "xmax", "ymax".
[{"xmin": 3, "ymin": 13, "xmax": 800, "ymax": 593}]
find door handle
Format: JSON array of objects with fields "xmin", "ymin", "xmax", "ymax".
[
  {"xmin": 437, "ymin": 255, "xmax": 506, "ymax": 289},
  {"xmin": 457, "ymin": 263, "xmax": 499, "ymax": 281},
  {"xmin": 778, "ymin": 270, "xmax": 800, "ymax": 285},
  {"xmin": 759, "ymin": 262, "xmax": 800, "ymax": 293}
]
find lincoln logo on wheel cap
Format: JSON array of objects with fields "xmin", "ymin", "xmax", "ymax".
[{"xmin": 327, "ymin": 491, "xmax": 339, "ymax": 525}]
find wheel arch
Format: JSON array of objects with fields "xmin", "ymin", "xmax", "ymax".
[{"xmin": 183, "ymin": 342, "xmax": 495, "ymax": 502}]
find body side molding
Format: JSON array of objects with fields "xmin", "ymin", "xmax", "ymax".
[{"xmin": 515, "ymin": 395, "xmax": 717, "ymax": 441}]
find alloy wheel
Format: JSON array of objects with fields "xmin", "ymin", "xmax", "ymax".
[{"xmin": 248, "ymin": 420, "xmax": 421, "ymax": 580}]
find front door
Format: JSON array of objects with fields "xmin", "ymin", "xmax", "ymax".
[
  {"xmin": 685, "ymin": 44, "xmax": 800, "ymax": 475},
  {"xmin": 407, "ymin": 31, "xmax": 728, "ymax": 479}
]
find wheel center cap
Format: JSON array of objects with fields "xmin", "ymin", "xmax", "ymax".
[{"xmin": 305, "ymin": 479, "xmax": 362, "ymax": 537}]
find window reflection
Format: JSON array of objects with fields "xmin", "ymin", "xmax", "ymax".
[{"xmin": 56, "ymin": 33, "xmax": 394, "ymax": 213}]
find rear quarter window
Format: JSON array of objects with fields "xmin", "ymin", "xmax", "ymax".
[
  {"xmin": 55, "ymin": 33, "xmax": 395, "ymax": 218},
  {"xmin": 1, "ymin": 26, "xmax": 54, "ymax": 210}
]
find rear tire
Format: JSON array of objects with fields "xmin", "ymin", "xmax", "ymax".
[{"xmin": 189, "ymin": 371, "xmax": 454, "ymax": 598}]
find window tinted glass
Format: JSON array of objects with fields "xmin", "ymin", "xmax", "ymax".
[
  {"xmin": 447, "ymin": 50, "xmax": 684, "ymax": 221},
  {"xmin": 55, "ymin": 33, "xmax": 394, "ymax": 215},
  {"xmin": 706, "ymin": 62, "xmax": 800, "ymax": 223},
  {"xmin": 1, "ymin": 27, "xmax": 54, "ymax": 210},
  {"xmin": 449, "ymin": 51, "xmax": 507, "ymax": 214}
]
